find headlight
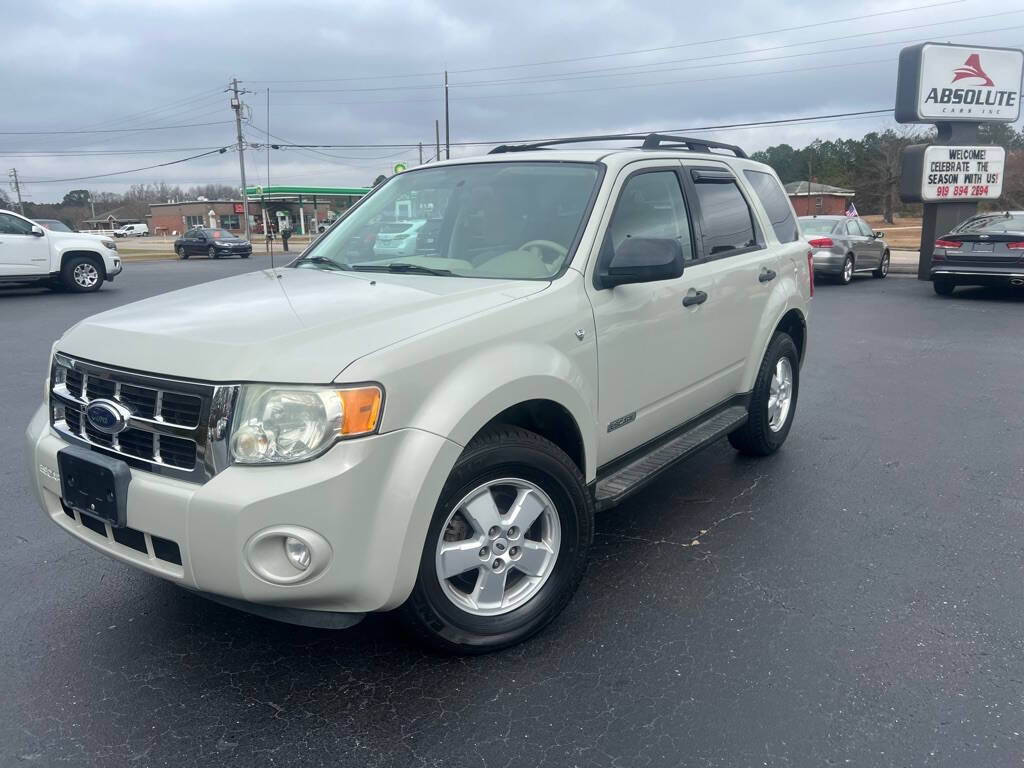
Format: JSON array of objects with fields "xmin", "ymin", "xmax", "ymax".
[
  {"xmin": 102, "ymin": 239, "xmax": 117, "ymax": 250},
  {"xmin": 230, "ymin": 384, "xmax": 383, "ymax": 464}
]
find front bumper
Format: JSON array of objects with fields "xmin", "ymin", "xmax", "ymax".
[{"xmin": 27, "ymin": 404, "xmax": 461, "ymax": 615}]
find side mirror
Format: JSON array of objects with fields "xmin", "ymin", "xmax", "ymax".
[
  {"xmin": 874, "ymin": 231, "xmax": 884, "ymax": 239},
  {"xmin": 31, "ymin": 225, "xmax": 45, "ymax": 237},
  {"xmin": 600, "ymin": 237, "xmax": 683, "ymax": 288}
]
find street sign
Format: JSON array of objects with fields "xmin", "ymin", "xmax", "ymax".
[
  {"xmin": 901, "ymin": 145, "xmax": 1005, "ymax": 203},
  {"xmin": 895, "ymin": 43, "xmax": 1024, "ymax": 124},
  {"xmin": 393, "ymin": 162, "xmax": 407, "ymax": 174}
]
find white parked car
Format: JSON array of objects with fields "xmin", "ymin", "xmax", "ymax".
[
  {"xmin": 27, "ymin": 134, "xmax": 811, "ymax": 652},
  {"xmin": 0, "ymin": 209, "xmax": 122, "ymax": 292},
  {"xmin": 371, "ymin": 219, "xmax": 427, "ymax": 257},
  {"xmin": 113, "ymin": 223, "xmax": 148, "ymax": 237}
]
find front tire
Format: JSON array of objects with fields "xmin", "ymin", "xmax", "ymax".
[
  {"xmin": 400, "ymin": 426, "xmax": 593, "ymax": 654},
  {"xmin": 873, "ymin": 251, "xmax": 890, "ymax": 278},
  {"xmin": 208, "ymin": 246, "xmax": 218, "ymax": 259},
  {"xmin": 728, "ymin": 333, "xmax": 800, "ymax": 457},
  {"xmin": 933, "ymin": 280, "xmax": 955, "ymax": 296},
  {"xmin": 176, "ymin": 246, "xmax": 189, "ymax": 260},
  {"xmin": 61, "ymin": 255, "xmax": 103, "ymax": 293},
  {"xmin": 839, "ymin": 254, "xmax": 854, "ymax": 284}
]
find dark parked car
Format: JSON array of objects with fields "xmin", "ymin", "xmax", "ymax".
[
  {"xmin": 174, "ymin": 228, "xmax": 252, "ymax": 259},
  {"xmin": 931, "ymin": 211, "xmax": 1024, "ymax": 295},
  {"xmin": 799, "ymin": 215, "xmax": 890, "ymax": 284}
]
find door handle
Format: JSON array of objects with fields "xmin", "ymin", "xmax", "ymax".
[
  {"xmin": 682, "ymin": 290, "xmax": 708, "ymax": 307},
  {"xmin": 758, "ymin": 268, "xmax": 777, "ymax": 283}
]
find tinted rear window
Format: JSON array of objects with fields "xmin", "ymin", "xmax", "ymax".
[
  {"xmin": 799, "ymin": 218, "xmax": 839, "ymax": 235},
  {"xmin": 953, "ymin": 214, "xmax": 1024, "ymax": 234},
  {"xmin": 693, "ymin": 179, "xmax": 757, "ymax": 255},
  {"xmin": 743, "ymin": 170, "xmax": 798, "ymax": 243}
]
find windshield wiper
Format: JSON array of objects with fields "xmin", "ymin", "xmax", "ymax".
[
  {"xmin": 351, "ymin": 262, "xmax": 452, "ymax": 276},
  {"xmin": 297, "ymin": 256, "xmax": 350, "ymax": 272}
]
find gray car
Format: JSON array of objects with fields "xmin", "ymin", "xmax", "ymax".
[{"xmin": 800, "ymin": 215, "xmax": 890, "ymax": 284}]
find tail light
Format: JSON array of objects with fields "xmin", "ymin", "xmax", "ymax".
[
  {"xmin": 807, "ymin": 237, "xmax": 833, "ymax": 249},
  {"xmin": 1005, "ymin": 241, "xmax": 1024, "ymax": 249},
  {"xmin": 934, "ymin": 239, "xmax": 961, "ymax": 248},
  {"xmin": 806, "ymin": 251, "xmax": 814, "ymax": 297}
]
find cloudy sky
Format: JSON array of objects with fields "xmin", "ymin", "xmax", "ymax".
[{"xmin": 4, "ymin": 0, "xmax": 1022, "ymax": 202}]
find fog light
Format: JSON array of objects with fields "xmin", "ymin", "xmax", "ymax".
[{"xmin": 284, "ymin": 536, "xmax": 311, "ymax": 571}]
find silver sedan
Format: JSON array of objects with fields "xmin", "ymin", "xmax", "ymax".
[{"xmin": 800, "ymin": 216, "xmax": 890, "ymax": 285}]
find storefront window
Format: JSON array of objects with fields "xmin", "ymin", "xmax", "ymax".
[
  {"xmin": 184, "ymin": 215, "xmax": 204, "ymax": 229},
  {"xmin": 220, "ymin": 214, "xmax": 240, "ymax": 230}
]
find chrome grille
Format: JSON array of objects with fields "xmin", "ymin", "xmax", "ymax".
[{"xmin": 49, "ymin": 354, "xmax": 238, "ymax": 483}]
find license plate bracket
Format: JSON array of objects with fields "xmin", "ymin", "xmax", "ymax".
[
  {"xmin": 57, "ymin": 446, "xmax": 131, "ymax": 528},
  {"xmin": 972, "ymin": 241, "xmax": 995, "ymax": 252}
]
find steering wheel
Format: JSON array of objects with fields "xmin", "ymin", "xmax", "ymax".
[{"xmin": 518, "ymin": 240, "xmax": 568, "ymax": 263}]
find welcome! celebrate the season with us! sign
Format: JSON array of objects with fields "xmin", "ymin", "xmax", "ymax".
[{"xmin": 919, "ymin": 145, "xmax": 1005, "ymax": 201}]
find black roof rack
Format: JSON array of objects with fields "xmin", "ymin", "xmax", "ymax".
[{"xmin": 488, "ymin": 132, "xmax": 747, "ymax": 158}]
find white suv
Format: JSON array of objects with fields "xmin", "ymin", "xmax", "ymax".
[
  {"xmin": 26, "ymin": 134, "xmax": 811, "ymax": 652},
  {"xmin": 0, "ymin": 209, "xmax": 122, "ymax": 292}
]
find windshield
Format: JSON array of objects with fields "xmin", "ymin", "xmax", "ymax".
[
  {"xmin": 798, "ymin": 218, "xmax": 838, "ymax": 235},
  {"xmin": 294, "ymin": 161, "xmax": 601, "ymax": 279},
  {"xmin": 36, "ymin": 219, "xmax": 72, "ymax": 232},
  {"xmin": 953, "ymin": 214, "xmax": 1024, "ymax": 234}
]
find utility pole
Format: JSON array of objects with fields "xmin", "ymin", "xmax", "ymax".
[
  {"xmin": 266, "ymin": 88, "xmax": 271, "ymax": 187},
  {"xmin": 435, "ymin": 120, "xmax": 441, "ymax": 163},
  {"xmin": 444, "ymin": 70, "xmax": 450, "ymax": 159},
  {"xmin": 8, "ymin": 169, "xmax": 24, "ymax": 214},
  {"xmin": 418, "ymin": 142, "xmax": 423, "ymax": 165},
  {"xmin": 807, "ymin": 156, "xmax": 813, "ymax": 215},
  {"xmin": 229, "ymin": 78, "xmax": 252, "ymax": 242},
  {"xmin": 88, "ymin": 190, "xmax": 95, "ymax": 220}
]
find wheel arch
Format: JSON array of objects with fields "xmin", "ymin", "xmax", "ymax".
[
  {"xmin": 60, "ymin": 250, "xmax": 107, "ymax": 279},
  {"xmin": 475, "ymin": 399, "xmax": 585, "ymax": 479}
]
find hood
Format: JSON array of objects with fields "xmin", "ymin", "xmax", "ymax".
[
  {"xmin": 50, "ymin": 229, "xmax": 112, "ymax": 245},
  {"xmin": 56, "ymin": 267, "xmax": 546, "ymax": 382}
]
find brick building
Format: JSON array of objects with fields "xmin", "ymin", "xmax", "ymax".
[
  {"xmin": 785, "ymin": 181, "xmax": 855, "ymax": 216},
  {"xmin": 147, "ymin": 186, "xmax": 370, "ymax": 237}
]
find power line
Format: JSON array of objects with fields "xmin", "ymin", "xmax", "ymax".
[
  {"xmin": 20, "ymin": 147, "xmax": 232, "ymax": 183},
  {"xmin": 449, "ymin": 0, "xmax": 967, "ymax": 73},
  {"xmin": 0, "ymin": 120, "xmax": 235, "ymax": 136},
  {"xmin": 274, "ymin": 9, "xmax": 1018, "ymax": 94},
  {"xmin": 0, "ymin": 146, "xmax": 226, "ymax": 157}
]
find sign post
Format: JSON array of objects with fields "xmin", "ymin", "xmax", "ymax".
[{"xmin": 895, "ymin": 42, "xmax": 1023, "ymax": 279}]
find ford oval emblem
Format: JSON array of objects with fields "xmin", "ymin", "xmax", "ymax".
[{"xmin": 85, "ymin": 399, "xmax": 131, "ymax": 435}]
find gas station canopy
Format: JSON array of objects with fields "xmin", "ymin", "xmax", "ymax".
[{"xmin": 245, "ymin": 185, "xmax": 371, "ymax": 200}]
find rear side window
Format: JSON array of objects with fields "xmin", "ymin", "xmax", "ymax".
[
  {"xmin": 856, "ymin": 219, "xmax": 875, "ymax": 238},
  {"xmin": 743, "ymin": 170, "xmax": 798, "ymax": 243},
  {"xmin": 691, "ymin": 176, "xmax": 757, "ymax": 255}
]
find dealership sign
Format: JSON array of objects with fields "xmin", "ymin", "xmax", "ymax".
[
  {"xmin": 900, "ymin": 145, "xmax": 1005, "ymax": 203},
  {"xmin": 896, "ymin": 43, "xmax": 1024, "ymax": 123}
]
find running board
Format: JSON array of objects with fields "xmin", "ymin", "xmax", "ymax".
[{"xmin": 594, "ymin": 405, "xmax": 748, "ymax": 510}]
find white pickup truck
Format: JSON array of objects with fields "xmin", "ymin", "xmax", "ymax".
[
  {"xmin": 0, "ymin": 209, "xmax": 122, "ymax": 292},
  {"xmin": 27, "ymin": 134, "xmax": 811, "ymax": 652}
]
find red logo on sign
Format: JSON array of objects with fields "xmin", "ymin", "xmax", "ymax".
[
  {"xmin": 233, "ymin": 203, "xmax": 244, "ymax": 214},
  {"xmin": 952, "ymin": 54, "xmax": 994, "ymax": 87}
]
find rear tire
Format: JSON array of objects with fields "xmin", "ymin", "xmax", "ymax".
[
  {"xmin": 400, "ymin": 426, "xmax": 593, "ymax": 654},
  {"xmin": 60, "ymin": 255, "xmax": 103, "ymax": 293},
  {"xmin": 728, "ymin": 333, "xmax": 799, "ymax": 457},
  {"xmin": 839, "ymin": 254, "xmax": 854, "ymax": 284},
  {"xmin": 933, "ymin": 280, "xmax": 955, "ymax": 296},
  {"xmin": 873, "ymin": 251, "xmax": 890, "ymax": 278}
]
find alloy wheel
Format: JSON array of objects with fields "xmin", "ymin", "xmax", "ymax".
[
  {"xmin": 73, "ymin": 262, "xmax": 99, "ymax": 288},
  {"xmin": 767, "ymin": 357, "xmax": 794, "ymax": 433},
  {"xmin": 435, "ymin": 478, "xmax": 560, "ymax": 616}
]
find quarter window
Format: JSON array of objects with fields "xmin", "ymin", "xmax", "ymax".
[
  {"xmin": 0, "ymin": 213, "xmax": 34, "ymax": 235},
  {"xmin": 743, "ymin": 170, "xmax": 798, "ymax": 243},
  {"xmin": 692, "ymin": 176, "xmax": 757, "ymax": 255},
  {"xmin": 856, "ymin": 219, "xmax": 875, "ymax": 238},
  {"xmin": 607, "ymin": 171, "xmax": 694, "ymax": 261}
]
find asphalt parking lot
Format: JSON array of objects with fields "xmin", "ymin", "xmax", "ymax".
[{"xmin": 1, "ymin": 261, "xmax": 1022, "ymax": 767}]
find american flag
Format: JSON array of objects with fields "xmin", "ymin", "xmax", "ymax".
[{"xmin": 845, "ymin": 203, "xmax": 859, "ymax": 217}]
